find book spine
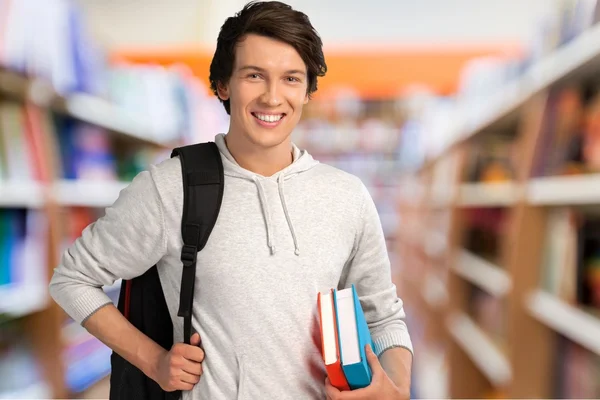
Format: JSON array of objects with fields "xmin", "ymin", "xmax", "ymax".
[{"xmin": 341, "ymin": 362, "xmax": 371, "ymax": 390}]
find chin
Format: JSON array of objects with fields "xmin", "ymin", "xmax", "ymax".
[{"xmin": 247, "ymin": 128, "xmax": 291, "ymax": 149}]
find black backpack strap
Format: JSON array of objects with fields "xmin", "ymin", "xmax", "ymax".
[{"xmin": 170, "ymin": 142, "xmax": 224, "ymax": 344}]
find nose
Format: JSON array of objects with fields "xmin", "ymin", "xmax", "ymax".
[{"xmin": 259, "ymin": 81, "xmax": 282, "ymax": 107}]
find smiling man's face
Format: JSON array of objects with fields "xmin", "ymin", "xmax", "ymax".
[{"xmin": 217, "ymin": 34, "xmax": 309, "ymax": 149}]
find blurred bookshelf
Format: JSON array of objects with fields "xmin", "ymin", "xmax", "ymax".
[
  {"xmin": 5, "ymin": 0, "xmax": 600, "ymax": 399},
  {"xmin": 396, "ymin": 1, "xmax": 600, "ymax": 398},
  {"xmin": 292, "ymin": 92, "xmax": 407, "ymax": 255},
  {"xmin": 0, "ymin": 1, "xmax": 228, "ymax": 398}
]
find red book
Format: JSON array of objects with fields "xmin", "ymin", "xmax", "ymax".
[{"xmin": 318, "ymin": 289, "xmax": 350, "ymax": 391}]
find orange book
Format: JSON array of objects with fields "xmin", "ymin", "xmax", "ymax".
[{"xmin": 317, "ymin": 289, "xmax": 350, "ymax": 391}]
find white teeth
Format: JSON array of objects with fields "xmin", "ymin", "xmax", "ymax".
[{"xmin": 255, "ymin": 113, "xmax": 283, "ymax": 122}]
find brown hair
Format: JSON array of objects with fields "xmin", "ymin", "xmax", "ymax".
[{"xmin": 209, "ymin": 1, "xmax": 327, "ymax": 114}]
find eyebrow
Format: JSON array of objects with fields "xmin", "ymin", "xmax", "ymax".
[{"xmin": 238, "ymin": 65, "xmax": 306, "ymax": 76}]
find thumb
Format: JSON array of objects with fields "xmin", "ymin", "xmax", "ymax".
[
  {"xmin": 190, "ymin": 332, "xmax": 202, "ymax": 346},
  {"xmin": 365, "ymin": 344, "xmax": 384, "ymax": 376}
]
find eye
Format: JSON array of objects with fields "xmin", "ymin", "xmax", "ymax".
[
  {"xmin": 247, "ymin": 73, "xmax": 262, "ymax": 80},
  {"xmin": 286, "ymin": 76, "xmax": 301, "ymax": 83}
]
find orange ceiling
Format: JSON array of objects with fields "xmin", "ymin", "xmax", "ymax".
[{"xmin": 111, "ymin": 43, "xmax": 522, "ymax": 99}]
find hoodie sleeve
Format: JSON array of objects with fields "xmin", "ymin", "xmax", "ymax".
[
  {"xmin": 339, "ymin": 182, "xmax": 413, "ymax": 357},
  {"xmin": 49, "ymin": 166, "xmax": 168, "ymax": 325}
]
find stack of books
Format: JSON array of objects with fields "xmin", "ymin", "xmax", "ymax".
[{"xmin": 317, "ymin": 284, "xmax": 374, "ymax": 390}]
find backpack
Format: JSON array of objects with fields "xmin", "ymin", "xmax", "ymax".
[{"xmin": 109, "ymin": 142, "xmax": 224, "ymax": 400}]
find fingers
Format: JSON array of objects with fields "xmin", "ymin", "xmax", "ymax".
[
  {"xmin": 166, "ymin": 342, "xmax": 205, "ymax": 391},
  {"xmin": 185, "ymin": 345, "xmax": 205, "ymax": 363},
  {"xmin": 178, "ymin": 369, "xmax": 201, "ymax": 385},
  {"xmin": 182, "ymin": 357, "xmax": 203, "ymax": 376},
  {"xmin": 324, "ymin": 377, "xmax": 340, "ymax": 399},
  {"xmin": 365, "ymin": 344, "xmax": 384, "ymax": 377},
  {"xmin": 190, "ymin": 332, "xmax": 201, "ymax": 346},
  {"xmin": 162, "ymin": 373, "xmax": 195, "ymax": 392},
  {"xmin": 173, "ymin": 343, "xmax": 205, "ymax": 363},
  {"xmin": 175, "ymin": 382, "xmax": 194, "ymax": 391}
]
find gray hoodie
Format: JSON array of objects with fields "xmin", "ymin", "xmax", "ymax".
[{"xmin": 49, "ymin": 133, "xmax": 413, "ymax": 400}]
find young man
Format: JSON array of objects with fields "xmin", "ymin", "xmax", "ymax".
[{"xmin": 49, "ymin": 1, "xmax": 413, "ymax": 399}]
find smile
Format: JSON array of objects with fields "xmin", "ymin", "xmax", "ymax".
[
  {"xmin": 252, "ymin": 112, "xmax": 286, "ymax": 127},
  {"xmin": 254, "ymin": 113, "xmax": 284, "ymax": 122}
]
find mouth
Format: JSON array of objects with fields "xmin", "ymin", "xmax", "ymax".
[{"xmin": 251, "ymin": 112, "xmax": 286, "ymax": 128}]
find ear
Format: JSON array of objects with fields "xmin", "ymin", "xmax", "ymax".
[
  {"xmin": 303, "ymin": 92, "xmax": 309, "ymax": 105},
  {"xmin": 217, "ymin": 81, "xmax": 230, "ymax": 101}
]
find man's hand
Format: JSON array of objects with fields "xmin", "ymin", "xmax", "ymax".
[
  {"xmin": 155, "ymin": 333, "xmax": 205, "ymax": 392},
  {"xmin": 325, "ymin": 344, "xmax": 410, "ymax": 400}
]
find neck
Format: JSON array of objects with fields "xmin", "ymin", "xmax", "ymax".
[{"xmin": 224, "ymin": 133, "xmax": 294, "ymax": 177}]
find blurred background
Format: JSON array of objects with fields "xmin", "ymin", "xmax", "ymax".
[{"xmin": 1, "ymin": 0, "xmax": 600, "ymax": 398}]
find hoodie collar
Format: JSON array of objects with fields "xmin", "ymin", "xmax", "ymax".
[
  {"xmin": 214, "ymin": 133, "xmax": 318, "ymax": 256},
  {"xmin": 214, "ymin": 133, "xmax": 316, "ymax": 180}
]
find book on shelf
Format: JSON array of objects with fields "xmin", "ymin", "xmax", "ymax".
[
  {"xmin": 462, "ymin": 207, "xmax": 506, "ymax": 266},
  {"xmin": 22, "ymin": 103, "xmax": 60, "ymax": 183},
  {"xmin": 0, "ymin": 0, "xmax": 106, "ymax": 96},
  {"xmin": 53, "ymin": 116, "xmax": 117, "ymax": 181},
  {"xmin": 466, "ymin": 284, "xmax": 506, "ymax": 350},
  {"xmin": 540, "ymin": 208, "xmax": 579, "ymax": 303},
  {"xmin": 540, "ymin": 210, "xmax": 600, "ymax": 315},
  {"xmin": 0, "ymin": 101, "xmax": 35, "ymax": 182},
  {"xmin": 582, "ymin": 88, "xmax": 600, "ymax": 171},
  {"xmin": 0, "ymin": 324, "xmax": 50, "ymax": 397},
  {"xmin": 61, "ymin": 319, "xmax": 112, "ymax": 393},
  {"xmin": 558, "ymin": 0, "xmax": 600, "ymax": 46},
  {"xmin": 528, "ymin": 84, "xmax": 600, "ymax": 178},
  {"xmin": 1, "ymin": 1, "xmax": 220, "ymax": 148},
  {"xmin": 577, "ymin": 217, "xmax": 600, "ymax": 313},
  {"xmin": 555, "ymin": 336, "xmax": 600, "ymax": 398},
  {"xmin": 317, "ymin": 284, "xmax": 374, "ymax": 391},
  {"xmin": 0, "ymin": 209, "xmax": 47, "ymax": 306},
  {"xmin": 0, "ymin": 97, "xmax": 166, "ymax": 189},
  {"xmin": 464, "ymin": 136, "xmax": 515, "ymax": 183},
  {"xmin": 535, "ymin": 86, "xmax": 585, "ymax": 177}
]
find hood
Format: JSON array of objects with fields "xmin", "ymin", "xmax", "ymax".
[
  {"xmin": 214, "ymin": 133, "xmax": 319, "ymax": 180},
  {"xmin": 214, "ymin": 133, "xmax": 319, "ymax": 256}
]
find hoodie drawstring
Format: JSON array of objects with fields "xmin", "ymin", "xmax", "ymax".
[
  {"xmin": 277, "ymin": 174, "xmax": 300, "ymax": 256},
  {"xmin": 253, "ymin": 176, "xmax": 276, "ymax": 255},
  {"xmin": 252, "ymin": 175, "xmax": 300, "ymax": 256}
]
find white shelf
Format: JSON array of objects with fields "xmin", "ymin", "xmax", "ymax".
[
  {"xmin": 453, "ymin": 251, "xmax": 512, "ymax": 297},
  {"xmin": 423, "ymin": 230, "xmax": 448, "ymax": 258},
  {"xmin": 65, "ymin": 94, "xmax": 171, "ymax": 148},
  {"xmin": 422, "ymin": 273, "xmax": 449, "ymax": 310},
  {"xmin": 0, "ymin": 181, "xmax": 45, "ymax": 208},
  {"xmin": 0, "ymin": 283, "xmax": 48, "ymax": 317},
  {"xmin": 458, "ymin": 182, "xmax": 521, "ymax": 207},
  {"xmin": 528, "ymin": 174, "xmax": 600, "ymax": 205},
  {"xmin": 447, "ymin": 312, "xmax": 512, "ymax": 387},
  {"xmin": 414, "ymin": 344, "xmax": 449, "ymax": 399},
  {"xmin": 0, "ymin": 180, "xmax": 132, "ymax": 208},
  {"xmin": 526, "ymin": 290, "xmax": 600, "ymax": 356},
  {"xmin": 52, "ymin": 180, "xmax": 129, "ymax": 208},
  {"xmin": 429, "ymin": 23, "xmax": 600, "ymax": 168},
  {"xmin": 0, "ymin": 69, "xmax": 171, "ymax": 148},
  {"xmin": 0, "ymin": 381, "xmax": 52, "ymax": 399},
  {"xmin": 524, "ymin": 22, "xmax": 600, "ymax": 95}
]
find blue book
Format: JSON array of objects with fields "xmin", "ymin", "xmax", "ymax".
[
  {"xmin": 333, "ymin": 284, "xmax": 374, "ymax": 390},
  {"xmin": 0, "ymin": 212, "xmax": 9, "ymax": 285}
]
